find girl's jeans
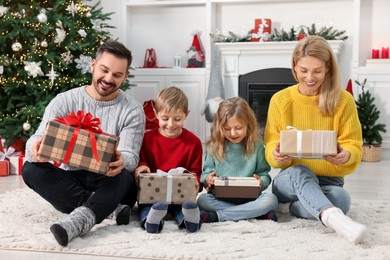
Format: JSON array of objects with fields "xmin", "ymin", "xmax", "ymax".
[
  {"xmin": 272, "ymin": 164, "xmax": 351, "ymax": 220},
  {"xmin": 22, "ymin": 161, "xmax": 137, "ymax": 224},
  {"xmin": 197, "ymin": 191, "xmax": 278, "ymax": 222}
]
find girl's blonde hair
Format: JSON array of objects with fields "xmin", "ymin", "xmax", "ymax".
[
  {"xmin": 292, "ymin": 35, "xmax": 341, "ymax": 115},
  {"xmin": 154, "ymin": 86, "xmax": 188, "ymax": 114},
  {"xmin": 206, "ymin": 97, "xmax": 260, "ymax": 162}
]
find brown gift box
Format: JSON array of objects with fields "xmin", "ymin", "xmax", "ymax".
[
  {"xmin": 138, "ymin": 173, "xmax": 198, "ymax": 204},
  {"xmin": 37, "ymin": 120, "xmax": 119, "ymax": 175},
  {"xmin": 212, "ymin": 177, "xmax": 261, "ymax": 199},
  {"xmin": 280, "ymin": 129, "xmax": 337, "ymax": 158}
]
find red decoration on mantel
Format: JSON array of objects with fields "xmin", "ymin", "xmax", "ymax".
[
  {"xmin": 251, "ymin": 18, "xmax": 271, "ymax": 42},
  {"xmin": 382, "ymin": 47, "xmax": 389, "ymax": 59},
  {"xmin": 346, "ymin": 79, "xmax": 353, "ymax": 96},
  {"xmin": 372, "ymin": 48, "xmax": 380, "ymax": 59}
]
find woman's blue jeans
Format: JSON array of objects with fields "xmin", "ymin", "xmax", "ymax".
[
  {"xmin": 197, "ymin": 192, "xmax": 278, "ymax": 222},
  {"xmin": 272, "ymin": 164, "xmax": 351, "ymax": 220}
]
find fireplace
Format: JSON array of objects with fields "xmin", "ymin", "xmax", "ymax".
[{"xmin": 238, "ymin": 68, "xmax": 297, "ymax": 131}]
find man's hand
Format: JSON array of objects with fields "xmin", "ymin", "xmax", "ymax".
[
  {"xmin": 105, "ymin": 150, "xmax": 125, "ymax": 177},
  {"xmin": 31, "ymin": 137, "xmax": 49, "ymax": 162}
]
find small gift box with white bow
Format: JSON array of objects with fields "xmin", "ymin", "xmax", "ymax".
[
  {"xmin": 137, "ymin": 168, "xmax": 198, "ymax": 205},
  {"xmin": 280, "ymin": 127, "xmax": 337, "ymax": 158},
  {"xmin": 37, "ymin": 111, "xmax": 119, "ymax": 175},
  {"xmin": 212, "ymin": 176, "xmax": 261, "ymax": 199}
]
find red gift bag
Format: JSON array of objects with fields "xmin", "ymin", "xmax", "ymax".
[
  {"xmin": 143, "ymin": 48, "xmax": 157, "ymax": 68},
  {"xmin": 143, "ymin": 100, "xmax": 159, "ymax": 131}
]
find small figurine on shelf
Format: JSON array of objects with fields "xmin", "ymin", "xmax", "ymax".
[{"xmin": 187, "ymin": 34, "xmax": 205, "ymax": 68}]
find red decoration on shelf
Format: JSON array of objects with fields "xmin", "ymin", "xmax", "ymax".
[
  {"xmin": 372, "ymin": 48, "xmax": 380, "ymax": 59},
  {"xmin": 381, "ymin": 46, "xmax": 389, "ymax": 59}
]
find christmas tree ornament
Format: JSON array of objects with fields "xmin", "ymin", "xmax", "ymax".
[
  {"xmin": 37, "ymin": 11, "xmax": 47, "ymax": 23},
  {"xmin": 24, "ymin": 61, "xmax": 44, "ymax": 78},
  {"xmin": 23, "ymin": 121, "xmax": 31, "ymax": 131},
  {"xmin": 0, "ymin": 6, "xmax": 10, "ymax": 17},
  {"xmin": 46, "ymin": 65, "xmax": 59, "ymax": 85},
  {"xmin": 41, "ymin": 40, "xmax": 48, "ymax": 48},
  {"xmin": 0, "ymin": 65, "xmax": 3, "ymax": 75},
  {"xmin": 202, "ymin": 42, "xmax": 225, "ymax": 122},
  {"xmin": 66, "ymin": 1, "xmax": 79, "ymax": 17},
  {"xmin": 61, "ymin": 51, "xmax": 74, "ymax": 65},
  {"xmin": 11, "ymin": 42, "xmax": 22, "ymax": 52}
]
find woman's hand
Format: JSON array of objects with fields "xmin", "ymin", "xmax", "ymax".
[
  {"xmin": 253, "ymin": 174, "xmax": 263, "ymax": 190},
  {"xmin": 106, "ymin": 150, "xmax": 125, "ymax": 177},
  {"xmin": 205, "ymin": 170, "xmax": 217, "ymax": 190},
  {"xmin": 272, "ymin": 142, "xmax": 293, "ymax": 164},
  {"xmin": 324, "ymin": 143, "xmax": 350, "ymax": 165}
]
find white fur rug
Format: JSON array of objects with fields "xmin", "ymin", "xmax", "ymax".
[{"xmin": 0, "ymin": 188, "xmax": 389, "ymax": 260}]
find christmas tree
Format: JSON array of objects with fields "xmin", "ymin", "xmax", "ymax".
[{"xmin": 0, "ymin": 0, "xmax": 123, "ymax": 148}]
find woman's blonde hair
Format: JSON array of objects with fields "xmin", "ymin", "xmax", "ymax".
[
  {"xmin": 206, "ymin": 97, "xmax": 260, "ymax": 162},
  {"xmin": 292, "ymin": 35, "xmax": 341, "ymax": 115},
  {"xmin": 154, "ymin": 86, "xmax": 188, "ymax": 114}
]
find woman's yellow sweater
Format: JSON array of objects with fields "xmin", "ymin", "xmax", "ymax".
[{"xmin": 264, "ymin": 84, "xmax": 362, "ymax": 177}]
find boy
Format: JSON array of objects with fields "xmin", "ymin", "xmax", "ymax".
[{"xmin": 135, "ymin": 86, "xmax": 203, "ymax": 233}]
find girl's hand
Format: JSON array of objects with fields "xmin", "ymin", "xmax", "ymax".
[
  {"xmin": 253, "ymin": 174, "xmax": 263, "ymax": 190},
  {"xmin": 205, "ymin": 170, "xmax": 217, "ymax": 190},
  {"xmin": 324, "ymin": 143, "xmax": 350, "ymax": 165},
  {"xmin": 273, "ymin": 142, "xmax": 292, "ymax": 164}
]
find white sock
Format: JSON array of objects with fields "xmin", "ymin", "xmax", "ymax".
[{"xmin": 321, "ymin": 207, "xmax": 367, "ymax": 244}]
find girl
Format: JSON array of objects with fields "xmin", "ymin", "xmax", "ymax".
[{"xmin": 198, "ymin": 97, "xmax": 278, "ymax": 222}]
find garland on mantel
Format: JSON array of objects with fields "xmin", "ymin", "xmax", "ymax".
[{"xmin": 211, "ymin": 23, "xmax": 348, "ymax": 42}]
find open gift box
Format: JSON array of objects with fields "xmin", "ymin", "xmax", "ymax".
[{"xmin": 212, "ymin": 176, "xmax": 261, "ymax": 199}]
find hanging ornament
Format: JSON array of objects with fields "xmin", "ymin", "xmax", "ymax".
[
  {"xmin": 46, "ymin": 65, "xmax": 59, "ymax": 85},
  {"xmin": 12, "ymin": 42, "xmax": 22, "ymax": 52},
  {"xmin": 23, "ymin": 121, "xmax": 31, "ymax": 131},
  {"xmin": 41, "ymin": 40, "xmax": 48, "ymax": 48},
  {"xmin": 66, "ymin": 1, "xmax": 79, "ymax": 17},
  {"xmin": 37, "ymin": 11, "xmax": 47, "ymax": 23}
]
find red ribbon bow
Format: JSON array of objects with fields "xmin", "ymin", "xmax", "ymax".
[{"xmin": 55, "ymin": 111, "xmax": 103, "ymax": 165}]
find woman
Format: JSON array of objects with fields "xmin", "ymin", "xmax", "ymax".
[{"xmin": 264, "ymin": 35, "xmax": 367, "ymax": 244}]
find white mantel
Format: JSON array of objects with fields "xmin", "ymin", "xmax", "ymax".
[{"xmin": 216, "ymin": 41, "xmax": 344, "ymax": 98}]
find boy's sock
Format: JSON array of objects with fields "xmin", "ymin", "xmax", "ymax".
[
  {"xmin": 145, "ymin": 201, "xmax": 168, "ymax": 233},
  {"xmin": 200, "ymin": 210, "xmax": 219, "ymax": 223},
  {"xmin": 321, "ymin": 207, "xmax": 367, "ymax": 244},
  {"xmin": 182, "ymin": 201, "xmax": 201, "ymax": 233},
  {"xmin": 257, "ymin": 210, "xmax": 278, "ymax": 222}
]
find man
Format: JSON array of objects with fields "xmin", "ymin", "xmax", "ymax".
[{"xmin": 22, "ymin": 40, "xmax": 145, "ymax": 246}]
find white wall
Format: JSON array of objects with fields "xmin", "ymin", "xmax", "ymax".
[{"xmin": 90, "ymin": 0, "xmax": 390, "ymax": 150}]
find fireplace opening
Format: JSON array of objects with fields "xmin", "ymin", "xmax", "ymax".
[{"xmin": 238, "ymin": 68, "xmax": 297, "ymax": 133}]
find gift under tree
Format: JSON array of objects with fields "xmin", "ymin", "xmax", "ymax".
[{"xmin": 0, "ymin": 0, "xmax": 126, "ymax": 148}]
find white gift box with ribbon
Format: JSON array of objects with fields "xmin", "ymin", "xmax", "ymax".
[{"xmin": 280, "ymin": 127, "xmax": 337, "ymax": 158}]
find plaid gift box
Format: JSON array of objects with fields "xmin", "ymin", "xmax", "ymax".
[
  {"xmin": 37, "ymin": 112, "xmax": 119, "ymax": 175},
  {"xmin": 212, "ymin": 177, "xmax": 261, "ymax": 199},
  {"xmin": 280, "ymin": 129, "xmax": 337, "ymax": 158},
  {"xmin": 138, "ymin": 172, "xmax": 198, "ymax": 205}
]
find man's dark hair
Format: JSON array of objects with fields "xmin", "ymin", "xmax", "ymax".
[{"xmin": 96, "ymin": 40, "xmax": 132, "ymax": 70}]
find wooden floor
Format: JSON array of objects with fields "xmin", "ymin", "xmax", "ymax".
[{"xmin": 1, "ymin": 154, "xmax": 389, "ymax": 259}]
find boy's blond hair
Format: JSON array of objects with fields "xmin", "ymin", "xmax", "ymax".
[{"xmin": 154, "ymin": 86, "xmax": 189, "ymax": 114}]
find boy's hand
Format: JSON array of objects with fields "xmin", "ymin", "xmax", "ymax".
[{"xmin": 134, "ymin": 165, "xmax": 151, "ymax": 184}]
